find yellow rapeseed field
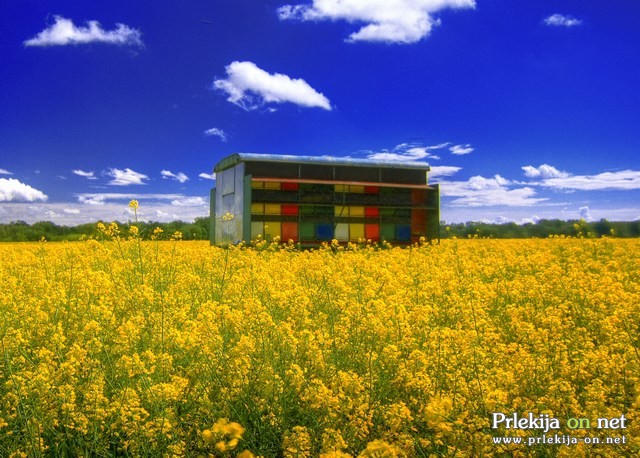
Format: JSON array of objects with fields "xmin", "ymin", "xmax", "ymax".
[{"xmin": 0, "ymin": 224, "xmax": 638, "ymax": 456}]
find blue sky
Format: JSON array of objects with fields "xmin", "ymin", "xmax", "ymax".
[{"xmin": 1, "ymin": 0, "xmax": 639, "ymax": 225}]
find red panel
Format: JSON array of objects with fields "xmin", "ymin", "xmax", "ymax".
[
  {"xmin": 282, "ymin": 182, "xmax": 299, "ymax": 191},
  {"xmin": 282, "ymin": 204, "xmax": 299, "ymax": 216},
  {"xmin": 412, "ymin": 209, "xmax": 426, "ymax": 225},
  {"xmin": 365, "ymin": 224, "xmax": 380, "ymax": 241},
  {"xmin": 282, "ymin": 222, "xmax": 298, "ymax": 241},
  {"xmin": 411, "ymin": 188, "xmax": 427, "ymax": 205},
  {"xmin": 364, "ymin": 186, "xmax": 380, "ymax": 194},
  {"xmin": 365, "ymin": 207, "xmax": 380, "ymax": 217}
]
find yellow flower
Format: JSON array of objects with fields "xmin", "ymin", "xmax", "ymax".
[{"xmin": 202, "ymin": 429, "xmax": 214, "ymax": 443}]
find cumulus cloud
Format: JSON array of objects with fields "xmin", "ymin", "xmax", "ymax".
[
  {"xmin": 0, "ymin": 178, "xmax": 48, "ymax": 202},
  {"xmin": 199, "ymin": 172, "xmax": 216, "ymax": 181},
  {"xmin": 429, "ymin": 165, "xmax": 462, "ymax": 178},
  {"xmin": 544, "ymin": 14, "xmax": 582, "ymax": 27},
  {"xmin": 539, "ymin": 169, "xmax": 640, "ymax": 191},
  {"xmin": 161, "ymin": 170, "xmax": 189, "ymax": 183},
  {"xmin": 0, "ymin": 200, "xmax": 207, "ymax": 225},
  {"xmin": 105, "ymin": 168, "xmax": 148, "ymax": 186},
  {"xmin": 77, "ymin": 193, "xmax": 185, "ymax": 205},
  {"xmin": 278, "ymin": 0, "xmax": 475, "ymax": 44},
  {"xmin": 171, "ymin": 197, "xmax": 207, "ymax": 207},
  {"xmin": 466, "ymin": 175, "xmax": 511, "ymax": 189},
  {"xmin": 24, "ymin": 15, "xmax": 143, "ymax": 47},
  {"xmin": 522, "ymin": 164, "xmax": 569, "ymax": 179},
  {"xmin": 438, "ymin": 175, "xmax": 547, "ymax": 207},
  {"xmin": 213, "ymin": 61, "xmax": 332, "ymax": 111},
  {"xmin": 72, "ymin": 169, "xmax": 97, "ymax": 180},
  {"xmin": 0, "ymin": 168, "xmax": 12, "ymax": 175},
  {"xmin": 579, "ymin": 206, "xmax": 592, "ymax": 221},
  {"xmin": 523, "ymin": 165, "xmax": 640, "ymax": 191},
  {"xmin": 204, "ymin": 127, "xmax": 228, "ymax": 142},
  {"xmin": 450, "ymin": 144, "xmax": 474, "ymax": 155},
  {"xmin": 449, "ymin": 187, "xmax": 545, "ymax": 207},
  {"xmin": 367, "ymin": 142, "xmax": 447, "ymax": 161},
  {"xmin": 78, "ymin": 195, "xmax": 106, "ymax": 206}
]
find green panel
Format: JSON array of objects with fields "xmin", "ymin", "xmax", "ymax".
[
  {"xmin": 300, "ymin": 205, "xmax": 315, "ymax": 216},
  {"xmin": 315, "ymin": 205, "xmax": 334, "ymax": 217},
  {"xmin": 300, "ymin": 222, "xmax": 315, "ymax": 239},
  {"xmin": 381, "ymin": 223, "xmax": 395, "ymax": 241},
  {"xmin": 380, "ymin": 207, "xmax": 395, "ymax": 217}
]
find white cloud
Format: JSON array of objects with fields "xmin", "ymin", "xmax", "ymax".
[
  {"xmin": 465, "ymin": 175, "xmax": 511, "ymax": 189},
  {"xmin": 0, "ymin": 168, "xmax": 12, "ymax": 175},
  {"xmin": 438, "ymin": 175, "xmax": 547, "ymax": 207},
  {"xmin": 367, "ymin": 142, "xmax": 446, "ymax": 162},
  {"xmin": 544, "ymin": 14, "xmax": 582, "ymax": 27},
  {"xmin": 171, "ymin": 197, "xmax": 207, "ymax": 207},
  {"xmin": 579, "ymin": 206, "xmax": 592, "ymax": 221},
  {"xmin": 72, "ymin": 169, "xmax": 97, "ymax": 180},
  {"xmin": 199, "ymin": 172, "xmax": 216, "ymax": 181},
  {"xmin": 204, "ymin": 127, "xmax": 228, "ymax": 142},
  {"xmin": 522, "ymin": 164, "xmax": 569, "ymax": 179},
  {"xmin": 278, "ymin": 0, "xmax": 476, "ymax": 44},
  {"xmin": 0, "ymin": 178, "xmax": 48, "ymax": 202},
  {"xmin": 24, "ymin": 16, "xmax": 143, "ymax": 47},
  {"xmin": 0, "ymin": 200, "xmax": 208, "ymax": 225},
  {"xmin": 213, "ymin": 61, "xmax": 332, "ymax": 111},
  {"xmin": 78, "ymin": 195, "xmax": 106, "ymax": 206},
  {"xmin": 449, "ymin": 187, "xmax": 546, "ymax": 207},
  {"xmin": 77, "ymin": 192, "xmax": 185, "ymax": 205},
  {"xmin": 105, "ymin": 168, "xmax": 149, "ymax": 186},
  {"xmin": 161, "ymin": 170, "xmax": 189, "ymax": 183},
  {"xmin": 368, "ymin": 151, "xmax": 426, "ymax": 161},
  {"xmin": 533, "ymin": 169, "xmax": 640, "ymax": 191},
  {"xmin": 450, "ymin": 144, "xmax": 474, "ymax": 155},
  {"xmin": 429, "ymin": 165, "xmax": 462, "ymax": 178}
]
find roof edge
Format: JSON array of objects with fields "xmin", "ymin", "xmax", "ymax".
[{"xmin": 214, "ymin": 153, "xmax": 430, "ymax": 172}]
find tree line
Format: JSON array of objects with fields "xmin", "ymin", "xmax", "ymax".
[
  {"xmin": 0, "ymin": 218, "xmax": 210, "ymax": 242},
  {"xmin": 442, "ymin": 219, "xmax": 640, "ymax": 239},
  {"xmin": 0, "ymin": 217, "xmax": 638, "ymax": 242}
]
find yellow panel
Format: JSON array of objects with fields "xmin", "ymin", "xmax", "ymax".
[
  {"xmin": 350, "ymin": 223, "xmax": 364, "ymax": 241},
  {"xmin": 335, "ymin": 184, "xmax": 346, "ymax": 192},
  {"xmin": 251, "ymin": 181, "xmax": 264, "ymax": 189},
  {"xmin": 264, "ymin": 222, "xmax": 281, "ymax": 240},
  {"xmin": 350, "ymin": 206, "xmax": 365, "ymax": 217},
  {"xmin": 251, "ymin": 203, "xmax": 264, "ymax": 215},
  {"xmin": 251, "ymin": 222, "xmax": 264, "ymax": 239},
  {"xmin": 265, "ymin": 204, "xmax": 281, "ymax": 215},
  {"xmin": 264, "ymin": 181, "xmax": 281, "ymax": 190},
  {"xmin": 335, "ymin": 223, "xmax": 349, "ymax": 241},
  {"xmin": 335, "ymin": 206, "xmax": 348, "ymax": 217},
  {"xmin": 349, "ymin": 185, "xmax": 365, "ymax": 194}
]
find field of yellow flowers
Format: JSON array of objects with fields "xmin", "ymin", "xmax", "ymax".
[{"xmin": 0, "ymin": 229, "xmax": 638, "ymax": 456}]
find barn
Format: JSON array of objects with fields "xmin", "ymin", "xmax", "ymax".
[{"xmin": 210, "ymin": 153, "xmax": 439, "ymax": 245}]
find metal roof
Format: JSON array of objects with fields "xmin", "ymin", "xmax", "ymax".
[{"xmin": 214, "ymin": 153, "xmax": 430, "ymax": 172}]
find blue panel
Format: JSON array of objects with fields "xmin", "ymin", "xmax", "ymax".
[
  {"xmin": 396, "ymin": 224, "xmax": 411, "ymax": 242},
  {"xmin": 316, "ymin": 223, "xmax": 333, "ymax": 240}
]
